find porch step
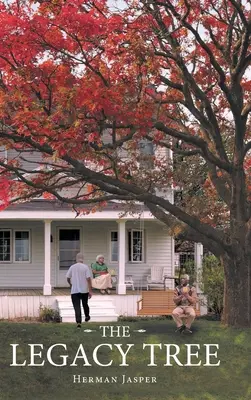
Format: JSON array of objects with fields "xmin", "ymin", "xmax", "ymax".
[{"xmin": 56, "ymin": 296, "xmax": 119, "ymax": 323}]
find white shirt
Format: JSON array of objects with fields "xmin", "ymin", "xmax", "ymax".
[{"xmin": 66, "ymin": 262, "xmax": 91, "ymax": 294}]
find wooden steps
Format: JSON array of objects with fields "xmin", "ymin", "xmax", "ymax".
[{"xmin": 137, "ymin": 290, "xmax": 200, "ymax": 316}]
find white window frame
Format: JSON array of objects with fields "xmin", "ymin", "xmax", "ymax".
[
  {"xmin": 128, "ymin": 229, "xmax": 145, "ymax": 263},
  {"xmin": 109, "ymin": 230, "xmax": 118, "ymax": 263},
  {"xmin": 13, "ymin": 229, "xmax": 31, "ymax": 263},
  {"xmin": 0, "ymin": 229, "xmax": 12, "ymax": 263}
]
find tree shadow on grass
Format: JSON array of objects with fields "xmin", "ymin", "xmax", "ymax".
[{"xmin": 138, "ymin": 320, "xmax": 200, "ymax": 336}]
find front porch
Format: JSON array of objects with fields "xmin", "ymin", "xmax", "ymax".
[
  {"xmin": 0, "ymin": 290, "xmax": 142, "ymax": 320},
  {"xmin": 0, "ymin": 288, "xmax": 207, "ymax": 320},
  {"xmin": 0, "ymin": 209, "xmax": 176, "ymax": 295}
]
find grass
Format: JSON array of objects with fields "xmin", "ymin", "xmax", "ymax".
[{"xmin": 0, "ymin": 319, "xmax": 251, "ymax": 400}]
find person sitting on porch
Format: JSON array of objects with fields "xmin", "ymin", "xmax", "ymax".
[
  {"xmin": 91, "ymin": 255, "xmax": 113, "ymax": 295},
  {"xmin": 172, "ymin": 275, "xmax": 198, "ymax": 334}
]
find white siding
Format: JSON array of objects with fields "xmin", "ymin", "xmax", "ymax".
[
  {"xmin": 7, "ymin": 148, "xmax": 42, "ymax": 171},
  {"xmin": 154, "ymin": 144, "xmax": 174, "ymax": 202},
  {"xmin": 106, "ymin": 294, "xmax": 142, "ymax": 317},
  {"xmin": 0, "ymin": 146, "xmax": 7, "ymax": 161},
  {"xmin": 0, "ymin": 296, "xmax": 57, "ymax": 319},
  {"xmin": 102, "ymin": 129, "xmax": 112, "ymax": 144},
  {"xmin": 0, "ymin": 220, "xmax": 172, "ymax": 289},
  {"xmin": 155, "ymin": 187, "xmax": 173, "ymax": 202},
  {"xmin": 155, "ymin": 145, "xmax": 169, "ymax": 159},
  {"xmin": 0, "ymin": 221, "xmax": 45, "ymax": 288},
  {"xmin": 0, "ymin": 294, "xmax": 139, "ymax": 319}
]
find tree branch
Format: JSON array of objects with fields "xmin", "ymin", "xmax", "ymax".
[
  {"xmin": 145, "ymin": 201, "xmax": 225, "ymax": 257},
  {"xmin": 150, "ymin": 2, "xmax": 231, "ymax": 163},
  {"xmin": 145, "ymin": 134, "xmax": 202, "ymax": 157},
  {"xmin": 208, "ymin": 163, "xmax": 231, "ymax": 206},
  {"xmin": 154, "ymin": 121, "xmax": 232, "ymax": 173},
  {"xmin": 0, "ymin": 123, "xmax": 234, "ymax": 253},
  {"xmin": 232, "ymin": 23, "xmax": 251, "ymax": 80},
  {"xmin": 228, "ymin": 0, "xmax": 249, "ymax": 28}
]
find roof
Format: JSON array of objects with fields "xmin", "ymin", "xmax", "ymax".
[{"xmin": 5, "ymin": 199, "xmax": 149, "ymax": 213}]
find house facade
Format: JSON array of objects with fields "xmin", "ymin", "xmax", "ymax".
[
  {"xmin": 0, "ymin": 144, "xmax": 206, "ymax": 320},
  {"xmin": 0, "ymin": 200, "xmax": 175, "ymax": 295}
]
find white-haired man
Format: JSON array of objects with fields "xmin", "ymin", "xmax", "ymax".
[
  {"xmin": 172, "ymin": 275, "xmax": 198, "ymax": 334},
  {"xmin": 66, "ymin": 253, "xmax": 92, "ymax": 328}
]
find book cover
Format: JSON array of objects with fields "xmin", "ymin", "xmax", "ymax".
[{"xmin": 0, "ymin": 0, "xmax": 250, "ymax": 399}]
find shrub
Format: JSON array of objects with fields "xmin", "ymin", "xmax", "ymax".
[
  {"xmin": 38, "ymin": 304, "xmax": 61, "ymax": 323},
  {"xmin": 200, "ymin": 255, "xmax": 224, "ymax": 319}
]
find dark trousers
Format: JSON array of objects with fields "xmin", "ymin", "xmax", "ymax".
[{"xmin": 71, "ymin": 293, "xmax": 90, "ymax": 324}]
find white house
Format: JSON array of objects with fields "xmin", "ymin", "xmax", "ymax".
[
  {"xmin": 0, "ymin": 198, "xmax": 178, "ymax": 320},
  {"xmin": 0, "ymin": 145, "xmax": 205, "ymax": 321}
]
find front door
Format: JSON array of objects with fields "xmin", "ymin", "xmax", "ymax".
[{"xmin": 56, "ymin": 228, "xmax": 81, "ymax": 287}]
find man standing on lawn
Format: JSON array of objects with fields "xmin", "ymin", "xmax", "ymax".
[
  {"xmin": 66, "ymin": 253, "xmax": 92, "ymax": 328},
  {"xmin": 172, "ymin": 275, "xmax": 198, "ymax": 334}
]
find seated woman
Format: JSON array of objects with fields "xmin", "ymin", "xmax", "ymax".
[{"xmin": 91, "ymin": 255, "xmax": 113, "ymax": 294}]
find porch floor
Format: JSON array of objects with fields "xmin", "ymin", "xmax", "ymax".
[
  {"xmin": 0, "ymin": 288, "xmax": 144, "ymax": 296},
  {"xmin": 0, "ymin": 288, "xmax": 70, "ymax": 296}
]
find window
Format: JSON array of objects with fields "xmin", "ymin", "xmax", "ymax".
[
  {"xmin": 110, "ymin": 231, "xmax": 118, "ymax": 262},
  {"xmin": 139, "ymin": 139, "xmax": 154, "ymax": 169},
  {"xmin": 139, "ymin": 139, "xmax": 154, "ymax": 156},
  {"xmin": 0, "ymin": 230, "xmax": 11, "ymax": 262},
  {"xmin": 14, "ymin": 231, "xmax": 30, "ymax": 262},
  {"xmin": 128, "ymin": 230, "xmax": 144, "ymax": 262},
  {"xmin": 0, "ymin": 230, "xmax": 31, "ymax": 263}
]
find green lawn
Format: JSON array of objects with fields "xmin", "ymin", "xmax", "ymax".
[{"xmin": 0, "ymin": 319, "xmax": 251, "ymax": 400}]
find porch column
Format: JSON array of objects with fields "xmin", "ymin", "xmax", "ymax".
[
  {"xmin": 117, "ymin": 220, "xmax": 126, "ymax": 294},
  {"xmin": 194, "ymin": 242, "xmax": 203, "ymax": 292},
  {"xmin": 170, "ymin": 237, "xmax": 175, "ymax": 289},
  {"xmin": 43, "ymin": 220, "xmax": 52, "ymax": 295}
]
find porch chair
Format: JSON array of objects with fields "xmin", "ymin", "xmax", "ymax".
[
  {"xmin": 108, "ymin": 269, "xmax": 117, "ymax": 285},
  {"xmin": 125, "ymin": 275, "xmax": 135, "ymax": 291},
  {"xmin": 146, "ymin": 266, "xmax": 166, "ymax": 290}
]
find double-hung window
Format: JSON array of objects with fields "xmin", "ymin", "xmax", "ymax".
[
  {"xmin": 14, "ymin": 231, "xmax": 30, "ymax": 262},
  {"xmin": 109, "ymin": 229, "xmax": 145, "ymax": 263},
  {"xmin": 0, "ymin": 230, "xmax": 31, "ymax": 263},
  {"xmin": 0, "ymin": 230, "xmax": 11, "ymax": 262},
  {"xmin": 110, "ymin": 231, "xmax": 118, "ymax": 262},
  {"xmin": 128, "ymin": 230, "xmax": 144, "ymax": 262}
]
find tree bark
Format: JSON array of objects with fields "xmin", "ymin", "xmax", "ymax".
[{"xmin": 222, "ymin": 252, "xmax": 251, "ymax": 327}]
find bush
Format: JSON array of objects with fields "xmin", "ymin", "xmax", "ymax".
[
  {"xmin": 200, "ymin": 255, "xmax": 224, "ymax": 318},
  {"xmin": 39, "ymin": 304, "xmax": 61, "ymax": 323}
]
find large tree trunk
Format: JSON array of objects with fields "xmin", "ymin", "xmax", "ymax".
[{"xmin": 222, "ymin": 252, "xmax": 251, "ymax": 327}]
